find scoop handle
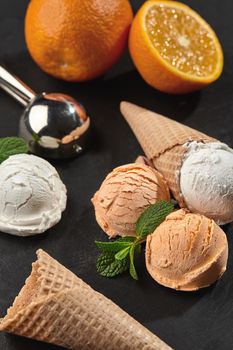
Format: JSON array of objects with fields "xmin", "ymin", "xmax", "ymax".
[{"xmin": 0, "ymin": 65, "xmax": 36, "ymax": 107}]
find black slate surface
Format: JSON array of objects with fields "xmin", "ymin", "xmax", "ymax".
[{"xmin": 0, "ymin": 0, "xmax": 233, "ymax": 349}]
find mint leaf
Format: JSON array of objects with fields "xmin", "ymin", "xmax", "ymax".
[
  {"xmin": 129, "ymin": 245, "xmax": 138, "ymax": 280},
  {"xmin": 0, "ymin": 137, "xmax": 28, "ymax": 163},
  {"xmin": 96, "ymin": 252, "xmax": 129, "ymax": 278},
  {"xmin": 136, "ymin": 200, "xmax": 174, "ymax": 238},
  {"xmin": 115, "ymin": 237, "xmax": 135, "ymax": 243},
  {"xmin": 95, "ymin": 236, "xmax": 134, "ymax": 253},
  {"xmin": 32, "ymin": 133, "xmax": 41, "ymax": 142},
  {"xmin": 115, "ymin": 246, "xmax": 131, "ymax": 260}
]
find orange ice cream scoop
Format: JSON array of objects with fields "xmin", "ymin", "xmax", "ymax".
[
  {"xmin": 92, "ymin": 163, "xmax": 170, "ymax": 237},
  {"xmin": 146, "ymin": 209, "xmax": 228, "ymax": 291}
]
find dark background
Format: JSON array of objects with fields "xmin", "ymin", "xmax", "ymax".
[{"xmin": 0, "ymin": 0, "xmax": 233, "ymax": 349}]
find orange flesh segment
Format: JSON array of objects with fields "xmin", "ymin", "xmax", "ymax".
[{"xmin": 146, "ymin": 4, "xmax": 219, "ymax": 77}]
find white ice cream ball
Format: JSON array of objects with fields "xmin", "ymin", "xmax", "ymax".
[
  {"xmin": 180, "ymin": 142, "xmax": 233, "ymax": 225},
  {"xmin": 0, "ymin": 154, "xmax": 67, "ymax": 236}
]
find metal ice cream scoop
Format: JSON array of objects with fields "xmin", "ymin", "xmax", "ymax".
[{"xmin": 0, "ymin": 66, "xmax": 90, "ymax": 159}]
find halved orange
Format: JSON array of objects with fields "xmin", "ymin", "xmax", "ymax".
[{"xmin": 129, "ymin": 1, "xmax": 224, "ymax": 94}]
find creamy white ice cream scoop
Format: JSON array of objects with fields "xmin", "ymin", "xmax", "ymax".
[
  {"xmin": 180, "ymin": 142, "xmax": 233, "ymax": 225},
  {"xmin": 0, "ymin": 154, "xmax": 67, "ymax": 236}
]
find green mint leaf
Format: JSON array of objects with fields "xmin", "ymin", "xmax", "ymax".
[
  {"xmin": 0, "ymin": 137, "xmax": 28, "ymax": 163},
  {"xmin": 115, "ymin": 246, "xmax": 131, "ymax": 260},
  {"xmin": 95, "ymin": 236, "xmax": 134, "ymax": 253},
  {"xmin": 32, "ymin": 133, "xmax": 41, "ymax": 142},
  {"xmin": 129, "ymin": 245, "xmax": 138, "ymax": 280},
  {"xmin": 96, "ymin": 251, "xmax": 129, "ymax": 278},
  {"xmin": 136, "ymin": 200, "xmax": 174, "ymax": 238},
  {"xmin": 115, "ymin": 237, "xmax": 135, "ymax": 243}
]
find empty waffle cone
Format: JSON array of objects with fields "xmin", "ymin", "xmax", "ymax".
[
  {"xmin": 0, "ymin": 249, "xmax": 171, "ymax": 350},
  {"xmin": 120, "ymin": 101, "xmax": 216, "ymax": 206}
]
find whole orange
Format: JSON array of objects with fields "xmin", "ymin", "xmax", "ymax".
[{"xmin": 25, "ymin": 0, "xmax": 133, "ymax": 81}]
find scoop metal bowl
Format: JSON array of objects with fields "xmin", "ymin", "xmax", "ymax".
[{"xmin": 0, "ymin": 66, "xmax": 90, "ymax": 159}]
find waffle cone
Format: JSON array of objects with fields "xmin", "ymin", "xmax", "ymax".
[
  {"xmin": 121, "ymin": 102, "xmax": 216, "ymax": 205},
  {"xmin": 0, "ymin": 250, "xmax": 171, "ymax": 350}
]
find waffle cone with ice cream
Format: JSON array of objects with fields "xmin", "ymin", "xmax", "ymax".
[
  {"xmin": 0, "ymin": 249, "xmax": 171, "ymax": 350},
  {"xmin": 120, "ymin": 102, "xmax": 233, "ymax": 224}
]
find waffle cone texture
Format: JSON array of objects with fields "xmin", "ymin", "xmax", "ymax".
[
  {"xmin": 120, "ymin": 102, "xmax": 216, "ymax": 206},
  {"xmin": 0, "ymin": 250, "xmax": 171, "ymax": 350}
]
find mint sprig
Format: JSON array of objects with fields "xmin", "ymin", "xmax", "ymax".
[
  {"xmin": 0, "ymin": 137, "xmax": 28, "ymax": 163},
  {"xmin": 129, "ymin": 245, "xmax": 138, "ymax": 280},
  {"xmin": 136, "ymin": 200, "xmax": 174, "ymax": 238},
  {"xmin": 95, "ymin": 200, "xmax": 174, "ymax": 280},
  {"xmin": 115, "ymin": 246, "xmax": 131, "ymax": 260},
  {"xmin": 96, "ymin": 251, "xmax": 129, "ymax": 277},
  {"xmin": 95, "ymin": 236, "xmax": 134, "ymax": 253}
]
